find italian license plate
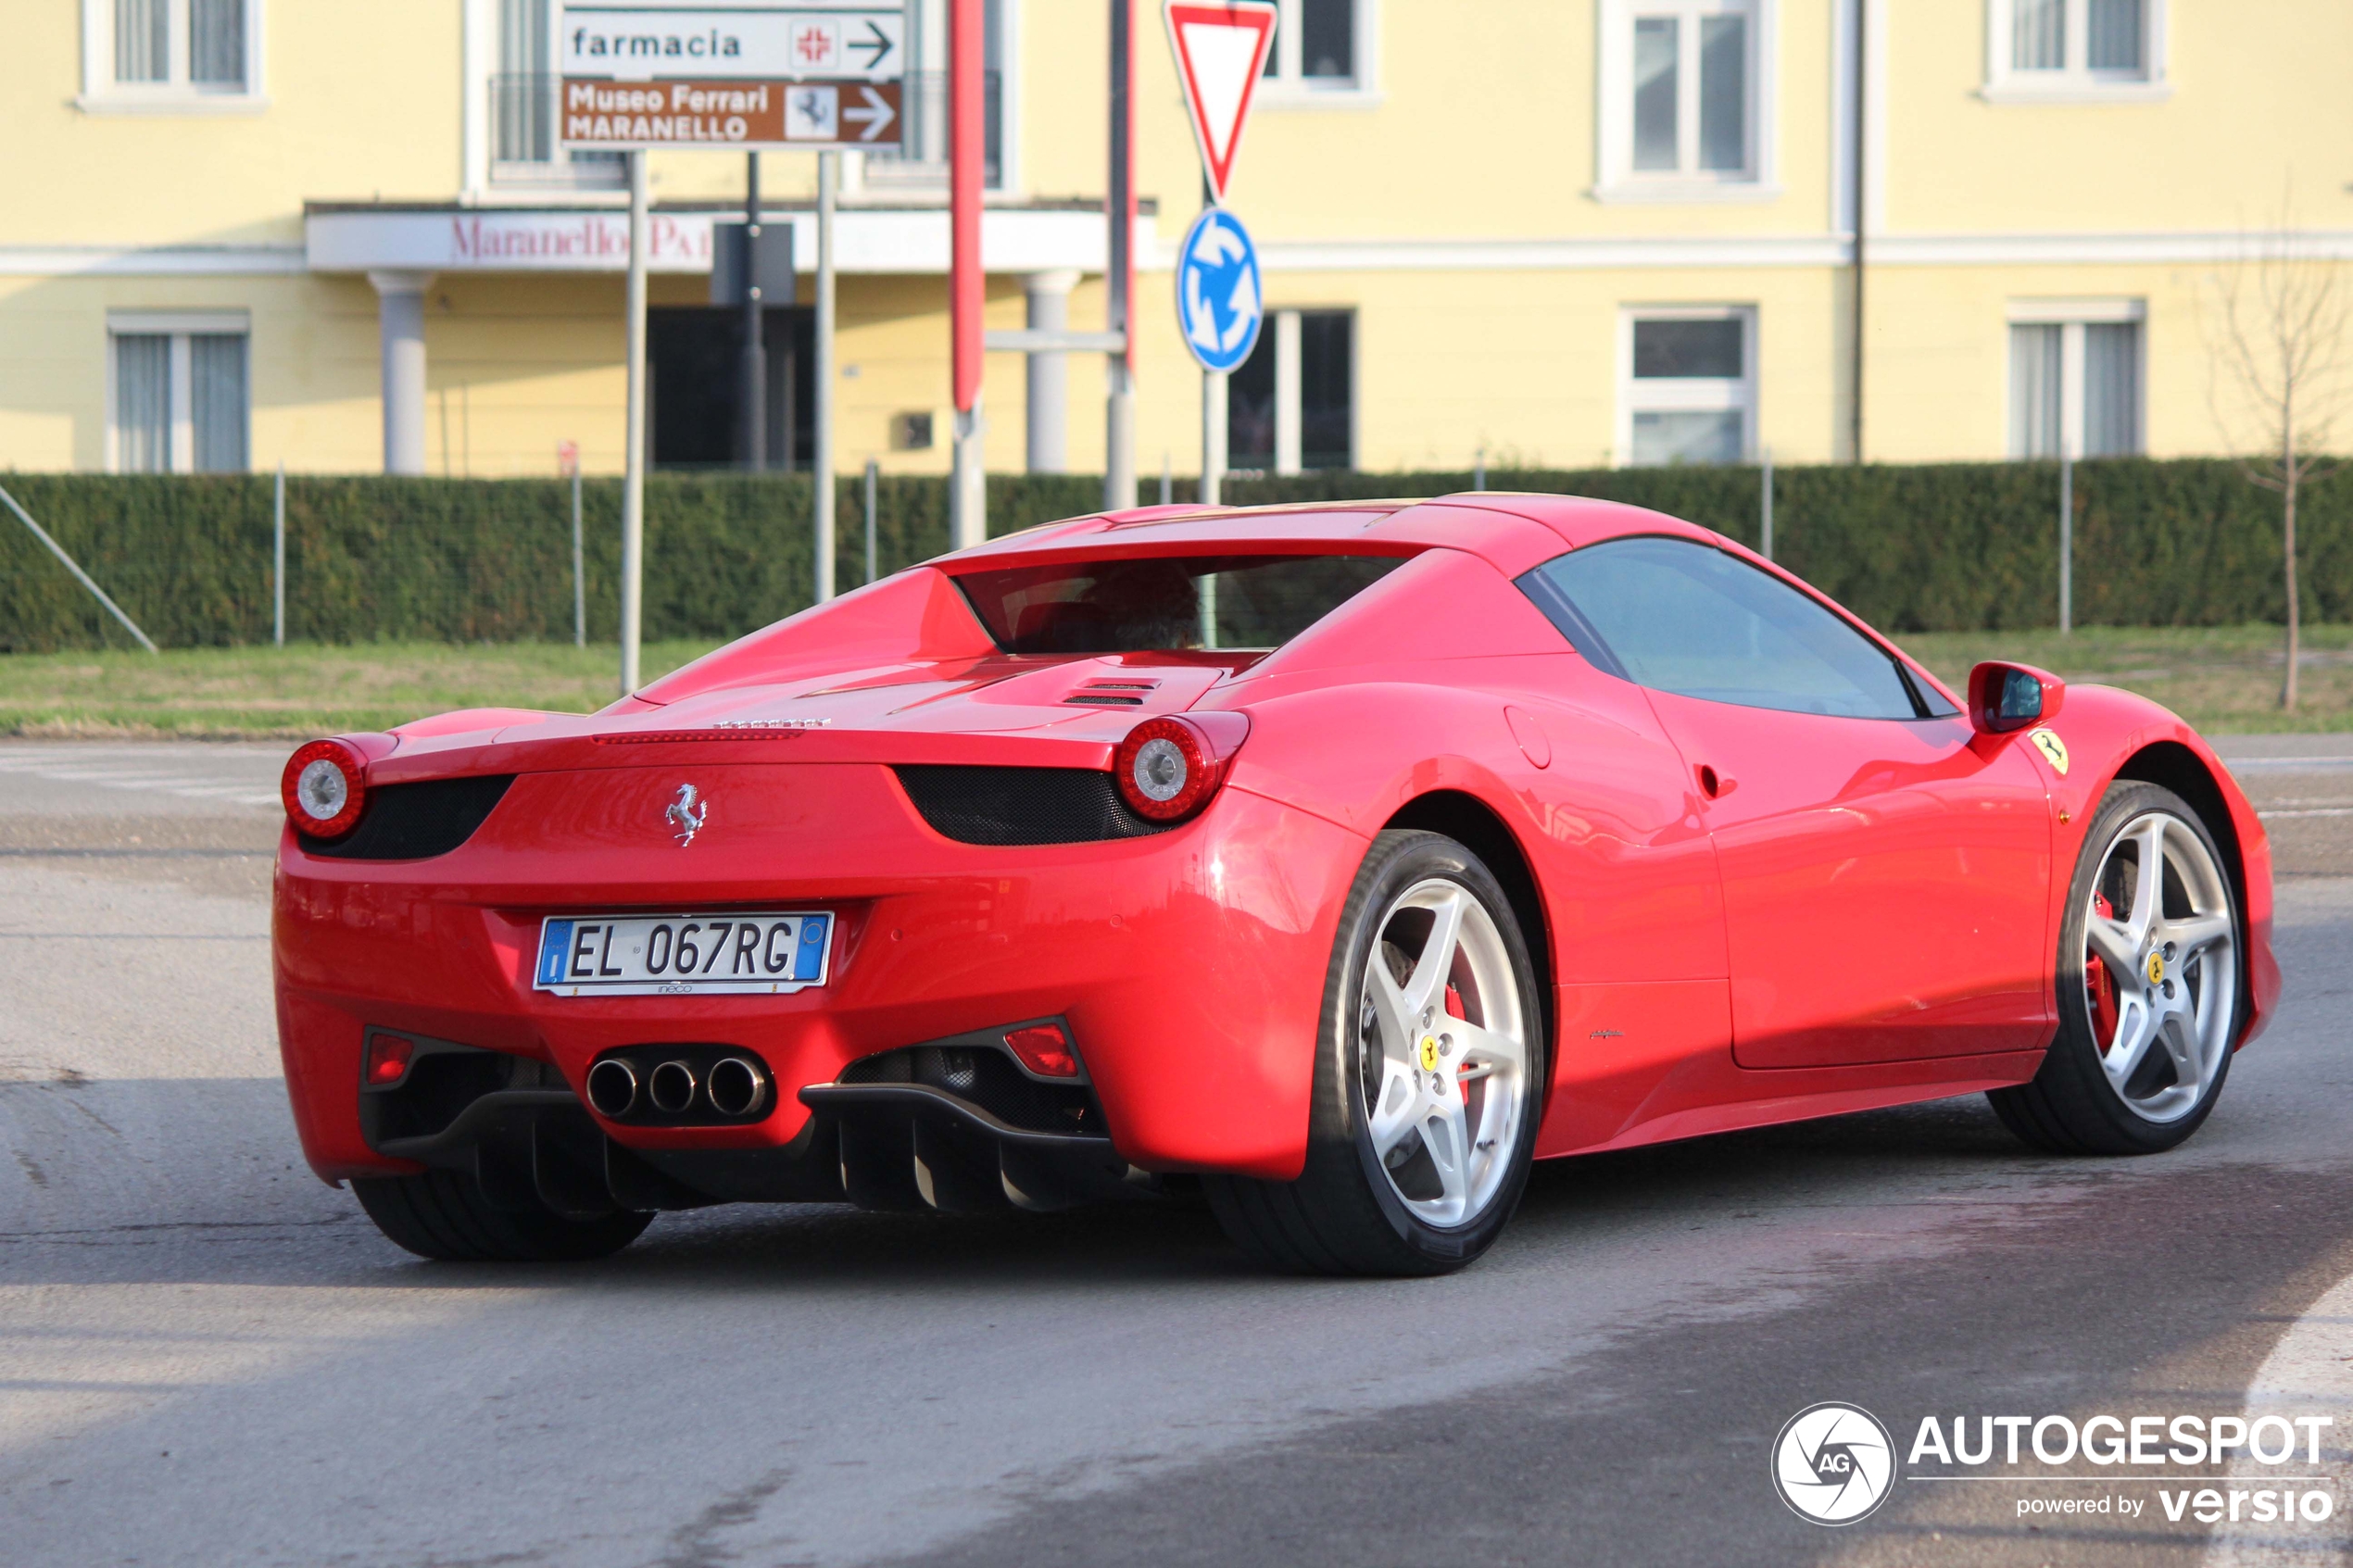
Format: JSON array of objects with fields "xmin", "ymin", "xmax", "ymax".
[{"xmin": 533, "ymin": 911, "xmax": 834, "ymax": 997}]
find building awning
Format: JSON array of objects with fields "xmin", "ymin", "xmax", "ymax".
[{"xmin": 303, "ymin": 202, "xmax": 1161, "ymax": 277}]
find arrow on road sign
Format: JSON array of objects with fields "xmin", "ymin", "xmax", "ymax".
[
  {"xmin": 844, "ymin": 84, "xmax": 897, "ymax": 142},
  {"xmin": 1164, "ymin": 2, "xmax": 1276, "ymax": 204},
  {"xmin": 851, "ymin": 19, "xmax": 894, "ymax": 69}
]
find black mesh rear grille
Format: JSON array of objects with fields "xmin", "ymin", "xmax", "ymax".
[
  {"xmin": 894, "ymin": 765, "xmax": 1170, "ymax": 847},
  {"xmin": 301, "ymin": 774, "xmax": 516, "ymax": 860},
  {"xmin": 841, "ymin": 1045, "xmax": 1109, "ymax": 1136}
]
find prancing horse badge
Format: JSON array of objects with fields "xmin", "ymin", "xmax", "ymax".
[{"xmin": 665, "ymin": 784, "xmax": 709, "ymax": 846}]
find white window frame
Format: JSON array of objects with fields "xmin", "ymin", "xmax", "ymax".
[
  {"xmin": 106, "ymin": 309, "xmax": 251, "ymax": 474},
  {"xmin": 847, "ymin": 0, "xmax": 1023, "ymax": 196},
  {"xmin": 2005, "ymin": 298, "xmax": 2145, "ymax": 459},
  {"xmin": 459, "ymin": 0, "xmax": 625, "ymax": 193},
  {"xmin": 1263, "ymin": 307, "xmax": 1357, "ymax": 472},
  {"xmin": 1981, "ymin": 0, "xmax": 2169, "ymax": 103},
  {"xmin": 1595, "ymin": 0, "xmax": 1777, "ymax": 203},
  {"xmin": 79, "ymin": 0, "xmax": 268, "ymax": 114},
  {"xmin": 1255, "ymin": 0, "xmax": 1382, "ymax": 109},
  {"xmin": 1617, "ymin": 306, "xmax": 1757, "ymax": 468}
]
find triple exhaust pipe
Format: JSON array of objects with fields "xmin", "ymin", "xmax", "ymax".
[{"xmin": 585, "ymin": 1054, "xmax": 770, "ymax": 1121}]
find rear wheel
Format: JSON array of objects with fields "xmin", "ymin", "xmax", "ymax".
[
  {"xmin": 1990, "ymin": 782, "xmax": 2244, "ymax": 1155},
  {"xmin": 352, "ymin": 1169, "xmax": 653, "ymax": 1262},
  {"xmin": 1205, "ymin": 830, "xmax": 1546, "ymax": 1275}
]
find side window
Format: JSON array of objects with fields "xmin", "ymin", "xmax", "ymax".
[{"xmin": 1518, "ymin": 537, "xmax": 1945, "ymax": 721}]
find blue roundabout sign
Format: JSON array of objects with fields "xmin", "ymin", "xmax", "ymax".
[{"xmin": 1176, "ymin": 207, "xmax": 1265, "ymax": 374}]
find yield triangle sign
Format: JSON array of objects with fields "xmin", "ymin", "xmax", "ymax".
[{"xmin": 1164, "ymin": 2, "xmax": 1277, "ymax": 204}]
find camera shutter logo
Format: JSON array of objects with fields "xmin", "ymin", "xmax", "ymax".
[{"xmin": 1772, "ymin": 1402, "xmax": 1896, "ymax": 1524}]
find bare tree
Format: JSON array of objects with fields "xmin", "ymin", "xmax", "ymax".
[{"xmin": 2209, "ymin": 222, "xmax": 2352, "ymax": 709}]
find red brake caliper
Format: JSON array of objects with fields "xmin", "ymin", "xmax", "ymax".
[
  {"xmin": 1443, "ymin": 984, "xmax": 1469, "ymax": 1093},
  {"xmin": 2086, "ymin": 892, "xmax": 2120, "ymax": 1051}
]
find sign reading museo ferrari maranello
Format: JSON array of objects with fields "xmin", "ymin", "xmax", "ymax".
[{"xmin": 560, "ymin": 1, "xmax": 904, "ymax": 151}]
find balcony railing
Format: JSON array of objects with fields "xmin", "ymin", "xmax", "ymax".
[{"xmin": 488, "ymin": 73, "xmax": 625, "ymax": 187}]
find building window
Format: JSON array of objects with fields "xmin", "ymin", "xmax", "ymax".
[
  {"xmin": 82, "ymin": 0, "xmax": 263, "ymax": 107},
  {"xmin": 1229, "ymin": 310, "xmax": 1354, "ymax": 474},
  {"xmin": 108, "ymin": 314, "xmax": 250, "ymax": 473},
  {"xmin": 1620, "ymin": 308, "xmax": 1755, "ymax": 467},
  {"xmin": 858, "ymin": 0, "xmax": 1012, "ymax": 189},
  {"xmin": 1259, "ymin": 0, "xmax": 1375, "ymax": 96},
  {"xmin": 1984, "ymin": 0, "xmax": 2165, "ymax": 99},
  {"xmin": 1597, "ymin": 0, "xmax": 1772, "ymax": 199},
  {"xmin": 486, "ymin": 0, "xmax": 623, "ymax": 186},
  {"xmin": 2007, "ymin": 305, "xmax": 2142, "ymax": 459}
]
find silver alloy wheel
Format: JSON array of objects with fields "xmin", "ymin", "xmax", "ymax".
[
  {"xmin": 1356, "ymin": 877, "xmax": 1530, "ymax": 1227},
  {"xmin": 2080, "ymin": 809, "xmax": 2239, "ymax": 1124}
]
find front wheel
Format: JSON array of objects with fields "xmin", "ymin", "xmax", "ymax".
[
  {"xmin": 1989, "ymin": 781, "xmax": 2244, "ymax": 1155},
  {"xmin": 1206, "ymin": 830, "xmax": 1547, "ymax": 1275}
]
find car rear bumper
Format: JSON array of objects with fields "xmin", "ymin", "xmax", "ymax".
[{"xmin": 273, "ymin": 767, "xmax": 1366, "ymax": 1190}]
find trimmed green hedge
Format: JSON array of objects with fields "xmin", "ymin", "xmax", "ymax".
[{"xmin": 0, "ymin": 460, "xmax": 2334, "ymax": 651}]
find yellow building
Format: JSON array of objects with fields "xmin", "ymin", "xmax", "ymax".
[{"xmin": 2, "ymin": 0, "xmax": 2346, "ymax": 483}]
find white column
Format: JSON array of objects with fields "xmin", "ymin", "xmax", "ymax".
[
  {"xmin": 1024, "ymin": 269, "xmax": 1079, "ymax": 473},
  {"xmin": 1273, "ymin": 309, "xmax": 1302, "ymax": 475},
  {"xmin": 368, "ymin": 270, "xmax": 434, "ymax": 476}
]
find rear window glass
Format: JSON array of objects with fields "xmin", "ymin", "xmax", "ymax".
[{"xmin": 956, "ymin": 554, "xmax": 1404, "ymax": 654}]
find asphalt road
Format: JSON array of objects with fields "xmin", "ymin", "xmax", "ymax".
[{"xmin": 0, "ymin": 738, "xmax": 2348, "ymax": 1568}]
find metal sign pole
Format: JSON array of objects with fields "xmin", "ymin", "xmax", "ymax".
[
  {"xmin": 1200, "ymin": 369, "xmax": 1224, "ymax": 506},
  {"xmin": 1103, "ymin": 0, "xmax": 1137, "ymax": 513},
  {"xmin": 1760, "ymin": 447, "xmax": 1774, "ymax": 561},
  {"xmin": 814, "ymin": 149, "xmax": 838, "ymax": 602},
  {"xmin": 863, "ymin": 457, "xmax": 879, "ymax": 583},
  {"xmin": 272, "ymin": 462, "xmax": 286, "ymax": 646},
  {"xmin": 741, "ymin": 153, "xmax": 767, "ymax": 471},
  {"xmin": 572, "ymin": 463, "xmax": 586, "ymax": 647},
  {"xmin": 2059, "ymin": 454, "xmax": 2073, "ymax": 635},
  {"xmin": 619, "ymin": 148, "xmax": 648, "ymax": 697}
]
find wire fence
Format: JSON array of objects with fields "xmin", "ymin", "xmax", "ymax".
[{"xmin": 0, "ymin": 459, "xmax": 2336, "ymax": 652}]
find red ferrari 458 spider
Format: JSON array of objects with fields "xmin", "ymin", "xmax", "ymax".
[{"xmin": 273, "ymin": 494, "xmax": 2279, "ymax": 1275}]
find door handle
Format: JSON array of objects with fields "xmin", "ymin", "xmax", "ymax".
[{"xmin": 1696, "ymin": 764, "xmax": 1735, "ymax": 800}]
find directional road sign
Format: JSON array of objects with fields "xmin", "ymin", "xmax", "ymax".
[
  {"xmin": 1176, "ymin": 207, "xmax": 1264, "ymax": 374},
  {"xmin": 560, "ymin": 1, "xmax": 903, "ymax": 150},
  {"xmin": 562, "ymin": 6, "xmax": 903, "ymax": 80},
  {"xmin": 1164, "ymin": 2, "xmax": 1275, "ymax": 204}
]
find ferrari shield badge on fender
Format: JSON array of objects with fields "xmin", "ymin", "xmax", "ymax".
[
  {"xmin": 665, "ymin": 783, "xmax": 709, "ymax": 846},
  {"xmin": 2028, "ymin": 728, "xmax": 2070, "ymax": 775}
]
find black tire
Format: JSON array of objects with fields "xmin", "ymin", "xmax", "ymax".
[
  {"xmin": 1204, "ymin": 830, "xmax": 1548, "ymax": 1276},
  {"xmin": 1989, "ymin": 781, "xmax": 2245, "ymax": 1156},
  {"xmin": 352, "ymin": 1169, "xmax": 653, "ymax": 1262}
]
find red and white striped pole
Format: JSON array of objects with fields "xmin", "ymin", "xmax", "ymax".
[{"xmin": 948, "ymin": 0, "xmax": 987, "ymax": 548}]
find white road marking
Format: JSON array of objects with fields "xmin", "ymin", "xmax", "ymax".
[
  {"xmin": 2204, "ymin": 1273, "xmax": 2353, "ymax": 1567},
  {"xmin": 0, "ymin": 749, "xmax": 282, "ymax": 809}
]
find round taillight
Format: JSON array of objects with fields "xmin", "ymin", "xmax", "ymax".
[
  {"xmin": 1114, "ymin": 717, "xmax": 1220, "ymax": 822},
  {"xmin": 283, "ymin": 738, "xmax": 368, "ymax": 840}
]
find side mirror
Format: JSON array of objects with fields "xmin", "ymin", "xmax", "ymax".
[{"xmin": 1968, "ymin": 661, "xmax": 2065, "ymax": 734}]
